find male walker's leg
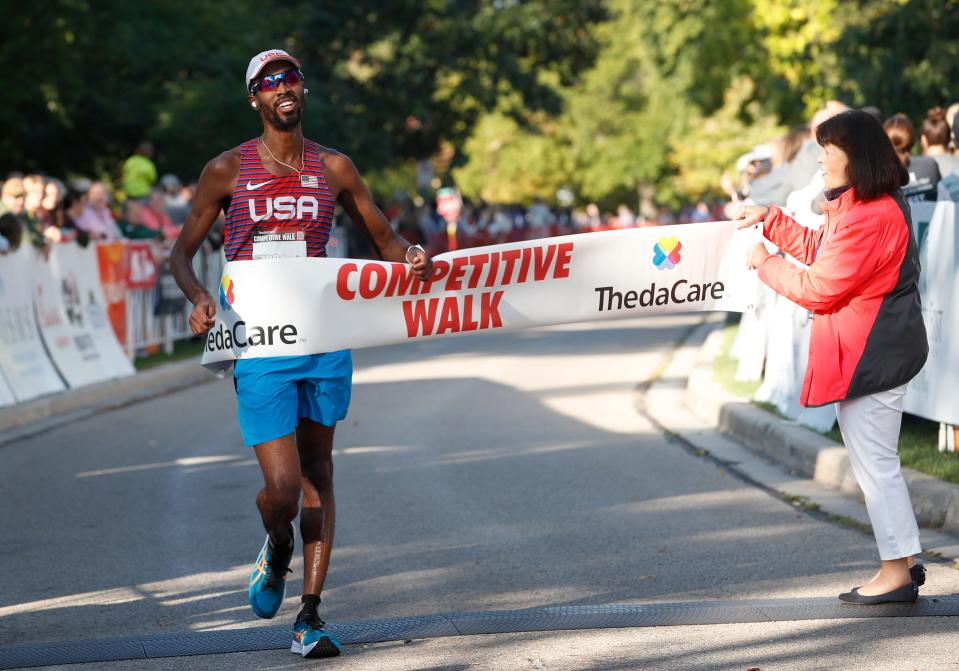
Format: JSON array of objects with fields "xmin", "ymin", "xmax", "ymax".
[
  {"xmin": 248, "ymin": 435, "xmax": 300, "ymax": 619},
  {"xmin": 290, "ymin": 419, "xmax": 341, "ymax": 657},
  {"xmin": 296, "ymin": 419, "xmax": 337, "ymax": 596},
  {"xmin": 255, "ymin": 436, "xmax": 302, "ymax": 546}
]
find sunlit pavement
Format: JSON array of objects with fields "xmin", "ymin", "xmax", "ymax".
[{"xmin": 2, "ymin": 314, "xmax": 957, "ymax": 670}]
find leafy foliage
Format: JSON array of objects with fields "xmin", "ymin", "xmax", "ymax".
[{"xmin": 2, "ymin": 0, "xmax": 604, "ymax": 180}]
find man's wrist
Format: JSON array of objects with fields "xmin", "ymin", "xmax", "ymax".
[
  {"xmin": 405, "ymin": 244, "xmax": 425, "ymax": 264},
  {"xmin": 189, "ymin": 289, "xmax": 213, "ymax": 306}
]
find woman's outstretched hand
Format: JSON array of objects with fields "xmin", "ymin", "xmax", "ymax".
[
  {"xmin": 747, "ymin": 242, "xmax": 770, "ymax": 269},
  {"xmin": 734, "ymin": 205, "xmax": 770, "ymax": 229}
]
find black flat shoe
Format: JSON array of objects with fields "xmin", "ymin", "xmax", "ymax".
[
  {"xmin": 910, "ymin": 563, "xmax": 926, "ymax": 587},
  {"xmin": 838, "ymin": 582, "xmax": 918, "ymax": 605}
]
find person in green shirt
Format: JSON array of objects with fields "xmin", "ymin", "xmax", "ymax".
[
  {"xmin": 122, "ymin": 141, "xmax": 158, "ymax": 200},
  {"xmin": 117, "ymin": 199, "xmax": 162, "ymax": 240}
]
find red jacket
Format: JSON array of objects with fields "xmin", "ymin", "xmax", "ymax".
[{"xmin": 757, "ymin": 188, "xmax": 927, "ymax": 407}]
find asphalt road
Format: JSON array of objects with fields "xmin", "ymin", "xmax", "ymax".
[{"xmin": 1, "ymin": 314, "xmax": 957, "ymax": 670}]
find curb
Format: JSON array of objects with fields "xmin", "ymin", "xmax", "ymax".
[
  {"xmin": 685, "ymin": 327, "xmax": 959, "ymax": 537},
  {"xmin": 0, "ymin": 358, "xmax": 219, "ymax": 444}
]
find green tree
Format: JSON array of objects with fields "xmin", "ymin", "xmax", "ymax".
[
  {"xmin": 1, "ymin": 1, "xmax": 605, "ymax": 183},
  {"xmin": 454, "ymin": 0, "xmax": 764, "ymax": 208},
  {"xmin": 667, "ymin": 77, "xmax": 784, "ymax": 200},
  {"xmin": 831, "ymin": 0, "xmax": 959, "ymax": 119},
  {"xmin": 0, "ymin": 1, "xmax": 267, "ymax": 179}
]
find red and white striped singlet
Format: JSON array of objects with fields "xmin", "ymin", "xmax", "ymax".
[{"xmin": 223, "ymin": 139, "xmax": 336, "ymax": 261}]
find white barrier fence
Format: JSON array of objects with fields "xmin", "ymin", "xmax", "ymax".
[
  {"xmin": 731, "ymin": 197, "xmax": 959, "ymax": 451},
  {"xmin": 0, "ymin": 240, "xmax": 223, "ymax": 406},
  {"xmin": 125, "ymin": 248, "xmax": 224, "ymax": 357},
  {"xmin": 0, "ymin": 223, "xmax": 348, "ymax": 406}
]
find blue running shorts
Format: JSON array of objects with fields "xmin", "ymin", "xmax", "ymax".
[{"xmin": 233, "ymin": 350, "xmax": 353, "ymax": 447}]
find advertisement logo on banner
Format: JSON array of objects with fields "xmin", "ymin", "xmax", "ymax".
[
  {"xmin": 219, "ymin": 275, "xmax": 235, "ymax": 311},
  {"xmin": 60, "ymin": 274, "xmax": 84, "ymax": 327},
  {"xmin": 653, "ymin": 237, "xmax": 682, "ymax": 270},
  {"xmin": 0, "ymin": 248, "xmax": 67, "ymax": 400},
  {"xmin": 126, "ymin": 243, "xmax": 158, "ymax": 290},
  {"xmin": 96, "ymin": 242, "xmax": 127, "ymax": 345}
]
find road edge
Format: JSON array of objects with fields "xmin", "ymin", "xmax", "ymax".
[
  {"xmin": 0, "ymin": 358, "xmax": 219, "ymax": 445},
  {"xmin": 684, "ymin": 324, "xmax": 959, "ymax": 538}
]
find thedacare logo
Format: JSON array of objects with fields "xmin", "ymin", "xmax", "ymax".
[
  {"xmin": 219, "ymin": 275, "xmax": 235, "ymax": 311},
  {"xmin": 248, "ymin": 196, "xmax": 320, "ymax": 223},
  {"xmin": 653, "ymin": 237, "xmax": 682, "ymax": 270}
]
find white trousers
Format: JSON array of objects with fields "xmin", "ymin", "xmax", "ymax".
[{"xmin": 836, "ymin": 385, "xmax": 921, "ymax": 560}]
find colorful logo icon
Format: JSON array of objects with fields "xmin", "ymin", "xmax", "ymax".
[
  {"xmin": 219, "ymin": 275, "xmax": 235, "ymax": 310},
  {"xmin": 653, "ymin": 237, "xmax": 682, "ymax": 270}
]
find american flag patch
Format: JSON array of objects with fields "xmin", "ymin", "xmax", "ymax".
[{"xmin": 300, "ymin": 174, "xmax": 319, "ymax": 188}]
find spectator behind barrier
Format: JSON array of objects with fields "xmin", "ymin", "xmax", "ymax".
[
  {"xmin": 920, "ymin": 107, "xmax": 959, "ymax": 177},
  {"xmin": 1, "ymin": 177, "xmax": 26, "ymax": 216},
  {"xmin": 75, "ymin": 181, "xmax": 123, "ymax": 241},
  {"xmin": 23, "ymin": 175, "xmax": 45, "ymax": 219},
  {"xmin": 884, "ymin": 113, "xmax": 941, "ymax": 200},
  {"xmin": 11, "ymin": 175, "xmax": 45, "ymax": 248},
  {"xmin": 738, "ymin": 144, "xmax": 781, "ymax": 206},
  {"xmin": 60, "ymin": 191, "xmax": 91, "ymax": 246},
  {"xmin": 0, "ymin": 212, "xmax": 23, "ymax": 253},
  {"xmin": 118, "ymin": 199, "xmax": 163, "ymax": 240},
  {"xmin": 140, "ymin": 189, "xmax": 181, "ymax": 240},
  {"xmin": 946, "ymin": 102, "xmax": 959, "ymax": 152},
  {"xmin": 159, "ymin": 174, "xmax": 191, "ymax": 225},
  {"xmin": 38, "ymin": 178, "xmax": 81, "ymax": 245},
  {"xmin": 122, "ymin": 141, "xmax": 158, "ymax": 200}
]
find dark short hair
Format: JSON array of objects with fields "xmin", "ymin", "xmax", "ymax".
[
  {"xmin": 921, "ymin": 107, "xmax": 950, "ymax": 147},
  {"xmin": 816, "ymin": 110, "xmax": 908, "ymax": 201},
  {"xmin": 883, "ymin": 113, "xmax": 916, "ymax": 157}
]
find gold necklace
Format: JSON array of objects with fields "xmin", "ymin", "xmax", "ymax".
[{"xmin": 260, "ymin": 136, "xmax": 304, "ymax": 174}]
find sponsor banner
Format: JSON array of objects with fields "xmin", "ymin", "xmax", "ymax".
[
  {"xmin": 47, "ymin": 244, "xmax": 135, "ymax": 382},
  {"xmin": 905, "ymin": 201, "xmax": 959, "ymax": 424},
  {"xmin": 126, "ymin": 242, "xmax": 158, "ymax": 289},
  {"xmin": 154, "ymin": 258, "xmax": 187, "ymax": 316},
  {"xmin": 202, "ymin": 222, "xmax": 756, "ymax": 368},
  {"xmin": 96, "ymin": 242, "xmax": 127, "ymax": 345},
  {"xmin": 0, "ymin": 247, "xmax": 67, "ymax": 401},
  {"xmin": 33, "ymin": 245, "xmax": 118, "ymax": 387}
]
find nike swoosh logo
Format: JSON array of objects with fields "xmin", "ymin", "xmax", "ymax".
[{"xmin": 246, "ymin": 180, "xmax": 275, "ymax": 190}]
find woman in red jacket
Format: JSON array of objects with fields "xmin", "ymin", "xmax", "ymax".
[{"xmin": 737, "ymin": 110, "xmax": 928, "ymax": 605}]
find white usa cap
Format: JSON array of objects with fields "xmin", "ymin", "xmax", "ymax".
[{"xmin": 246, "ymin": 49, "xmax": 302, "ymax": 91}]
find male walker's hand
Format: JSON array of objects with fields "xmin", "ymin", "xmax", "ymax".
[
  {"xmin": 407, "ymin": 244, "xmax": 433, "ymax": 281},
  {"xmin": 189, "ymin": 293, "xmax": 217, "ymax": 335},
  {"xmin": 734, "ymin": 204, "xmax": 770, "ymax": 229}
]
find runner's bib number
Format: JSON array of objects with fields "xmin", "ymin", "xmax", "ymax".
[{"xmin": 252, "ymin": 226, "xmax": 307, "ymax": 260}]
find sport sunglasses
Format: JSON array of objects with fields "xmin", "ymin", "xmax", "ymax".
[{"xmin": 249, "ymin": 68, "xmax": 305, "ymax": 94}]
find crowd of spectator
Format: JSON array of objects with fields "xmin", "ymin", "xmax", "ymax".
[
  {"xmin": 722, "ymin": 102, "xmax": 959, "ymax": 218},
  {"xmin": 373, "ymin": 193, "xmax": 724, "ymax": 259},
  {"xmin": 5, "ymin": 102, "xmax": 957, "ymax": 260},
  {"xmin": 0, "ymin": 141, "xmax": 201, "ymax": 257}
]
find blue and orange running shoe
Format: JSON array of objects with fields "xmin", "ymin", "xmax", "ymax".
[
  {"xmin": 248, "ymin": 524, "xmax": 294, "ymax": 619},
  {"xmin": 292, "ymin": 612, "xmax": 342, "ymax": 658}
]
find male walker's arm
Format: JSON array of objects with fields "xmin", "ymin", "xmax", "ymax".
[
  {"xmin": 327, "ymin": 153, "xmax": 433, "ymax": 280},
  {"xmin": 170, "ymin": 152, "xmax": 238, "ymax": 335}
]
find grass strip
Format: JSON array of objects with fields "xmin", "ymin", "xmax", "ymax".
[{"xmin": 712, "ymin": 323, "xmax": 959, "ymax": 486}]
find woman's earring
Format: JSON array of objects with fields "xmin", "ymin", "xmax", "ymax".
[{"xmin": 251, "ymin": 102, "xmax": 257, "ymax": 109}]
